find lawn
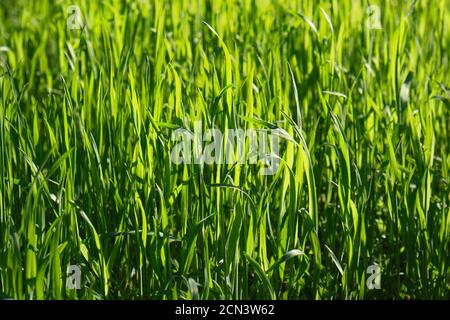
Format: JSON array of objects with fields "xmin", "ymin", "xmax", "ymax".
[{"xmin": 0, "ymin": 0, "xmax": 449, "ymax": 299}]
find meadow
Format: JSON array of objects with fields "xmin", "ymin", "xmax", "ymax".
[{"xmin": 0, "ymin": 0, "xmax": 449, "ymax": 299}]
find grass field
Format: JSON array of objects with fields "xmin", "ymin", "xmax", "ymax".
[{"xmin": 0, "ymin": 0, "xmax": 449, "ymax": 299}]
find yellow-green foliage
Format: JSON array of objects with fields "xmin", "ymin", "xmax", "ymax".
[{"xmin": 0, "ymin": 0, "xmax": 449, "ymax": 299}]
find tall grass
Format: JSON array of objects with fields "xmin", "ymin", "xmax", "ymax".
[{"xmin": 0, "ymin": 0, "xmax": 449, "ymax": 299}]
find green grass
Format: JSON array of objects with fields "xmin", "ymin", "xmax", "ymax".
[{"xmin": 0, "ymin": 0, "xmax": 449, "ymax": 299}]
